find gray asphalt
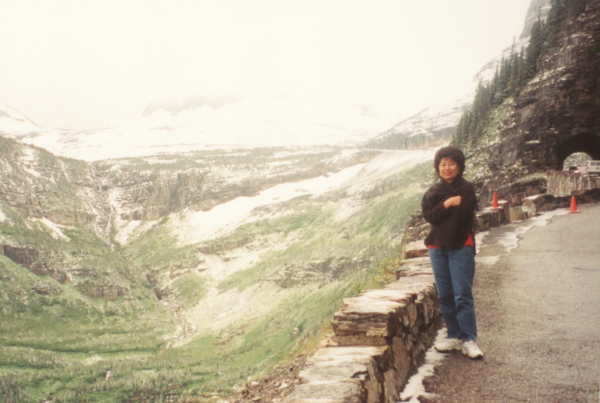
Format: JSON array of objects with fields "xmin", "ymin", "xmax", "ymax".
[{"xmin": 425, "ymin": 203, "xmax": 600, "ymax": 403}]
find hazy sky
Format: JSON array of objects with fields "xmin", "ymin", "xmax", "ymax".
[{"xmin": 0, "ymin": 1, "xmax": 530, "ymax": 131}]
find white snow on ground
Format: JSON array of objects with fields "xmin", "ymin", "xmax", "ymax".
[
  {"xmin": 347, "ymin": 148, "xmax": 434, "ymax": 193},
  {"xmin": 202, "ymin": 252, "xmax": 258, "ymax": 284},
  {"xmin": 497, "ymin": 209, "xmax": 569, "ymax": 252},
  {"xmin": 172, "ymin": 149, "xmax": 435, "ymax": 246},
  {"xmin": 189, "ymin": 278, "xmax": 285, "ymax": 336},
  {"xmin": 2, "ymin": 94, "xmax": 386, "ymax": 162},
  {"xmin": 0, "ymin": 208, "xmax": 6, "ymax": 222},
  {"xmin": 477, "ymin": 255, "xmax": 500, "ymax": 266},
  {"xmin": 20, "ymin": 147, "xmax": 42, "ymax": 178},
  {"xmin": 142, "ymin": 158, "xmax": 177, "ymax": 165},
  {"xmin": 0, "ymin": 116, "xmax": 40, "ymax": 137},
  {"xmin": 171, "ymin": 237, "xmax": 300, "ymax": 346},
  {"xmin": 115, "ymin": 220, "xmax": 154, "ymax": 245},
  {"xmin": 399, "ymin": 328, "xmax": 451, "ymax": 402},
  {"xmin": 355, "ymin": 149, "xmax": 434, "ymax": 182},
  {"xmin": 20, "ymin": 147, "xmax": 37, "ymax": 162},
  {"xmin": 32, "ymin": 217, "xmax": 70, "ymax": 241},
  {"xmin": 172, "ymin": 163, "xmax": 365, "ymax": 245},
  {"xmin": 475, "ymin": 230, "xmax": 490, "ymax": 253},
  {"xmin": 380, "ymin": 95, "xmax": 472, "ymax": 142},
  {"xmin": 272, "ymin": 148, "xmax": 333, "ymax": 160}
]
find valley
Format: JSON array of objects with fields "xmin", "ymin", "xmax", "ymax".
[{"xmin": 0, "ymin": 138, "xmax": 435, "ymax": 401}]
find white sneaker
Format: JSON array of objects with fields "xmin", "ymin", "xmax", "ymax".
[
  {"xmin": 434, "ymin": 338, "xmax": 463, "ymax": 353},
  {"xmin": 462, "ymin": 340, "xmax": 484, "ymax": 359}
]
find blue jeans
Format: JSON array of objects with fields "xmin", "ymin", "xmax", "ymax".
[{"xmin": 429, "ymin": 246, "xmax": 477, "ymax": 341}]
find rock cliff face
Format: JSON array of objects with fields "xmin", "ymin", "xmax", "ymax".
[
  {"xmin": 519, "ymin": 0, "xmax": 553, "ymax": 39},
  {"xmin": 467, "ymin": 0, "xmax": 600, "ymax": 194},
  {"xmin": 0, "ymin": 136, "xmax": 110, "ymax": 231}
]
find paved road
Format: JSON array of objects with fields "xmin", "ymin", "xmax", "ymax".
[{"xmin": 426, "ymin": 203, "xmax": 600, "ymax": 403}]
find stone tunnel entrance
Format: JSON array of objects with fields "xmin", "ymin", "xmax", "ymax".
[
  {"xmin": 563, "ymin": 152, "xmax": 592, "ymax": 171},
  {"xmin": 556, "ymin": 133, "xmax": 600, "ymax": 170}
]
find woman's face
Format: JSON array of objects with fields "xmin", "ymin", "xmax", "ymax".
[{"xmin": 439, "ymin": 157, "xmax": 459, "ymax": 182}]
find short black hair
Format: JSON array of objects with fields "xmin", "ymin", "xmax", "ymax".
[{"xmin": 434, "ymin": 146, "xmax": 465, "ymax": 176}]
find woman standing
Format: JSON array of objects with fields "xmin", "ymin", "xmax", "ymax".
[{"xmin": 421, "ymin": 146, "xmax": 483, "ymax": 359}]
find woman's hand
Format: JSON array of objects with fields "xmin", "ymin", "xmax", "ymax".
[{"xmin": 443, "ymin": 195, "xmax": 462, "ymax": 208}]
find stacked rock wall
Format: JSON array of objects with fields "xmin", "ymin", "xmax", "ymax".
[
  {"xmin": 546, "ymin": 171, "xmax": 600, "ymax": 197},
  {"xmin": 284, "ymin": 268, "xmax": 438, "ymax": 402}
]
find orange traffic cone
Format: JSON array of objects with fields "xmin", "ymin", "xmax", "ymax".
[
  {"xmin": 569, "ymin": 195, "xmax": 579, "ymax": 213},
  {"xmin": 491, "ymin": 192, "xmax": 499, "ymax": 209}
]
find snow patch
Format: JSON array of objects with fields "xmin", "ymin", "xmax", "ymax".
[
  {"xmin": 173, "ymin": 162, "xmax": 367, "ymax": 245},
  {"xmin": 332, "ymin": 198, "xmax": 363, "ymax": 222},
  {"xmin": 8, "ymin": 95, "xmax": 388, "ymax": 161},
  {"xmin": 20, "ymin": 147, "xmax": 43, "ymax": 178},
  {"xmin": 143, "ymin": 158, "xmax": 177, "ymax": 165},
  {"xmin": 498, "ymin": 230, "xmax": 520, "ymax": 252},
  {"xmin": 358, "ymin": 149, "xmax": 433, "ymax": 179},
  {"xmin": 170, "ymin": 149, "xmax": 433, "ymax": 246},
  {"xmin": 498, "ymin": 209, "xmax": 568, "ymax": 252},
  {"xmin": 268, "ymin": 160, "xmax": 294, "ymax": 168},
  {"xmin": 189, "ymin": 281, "xmax": 287, "ymax": 337},
  {"xmin": 115, "ymin": 220, "xmax": 159, "ymax": 245},
  {"xmin": 399, "ymin": 328, "xmax": 450, "ymax": 402},
  {"xmin": 172, "ymin": 233, "xmax": 301, "ymax": 345},
  {"xmin": 345, "ymin": 149, "xmax": 435, "ymax": 195},
  {"xmin": 272, "ymin": 148, "xmax": 330, "ymax": 160},
  {"xmin": 0, "ymin": 114, "xmax": 40, "ymax": 138},
  {"xmin": 475, "ymin": 230, "xmax": 490, "ymax": 252},
  {"xmin": 21, "ymin": 147, "xmax": 37, "ymax": 162},
  {"xmin": 528, "ymin": 65, "xmax": 567, "ymax": 85},
  {"xmin": 477, "ymin": 255, "xmax": 500, "ymax": 266},
  {"xmin": 0, "ymin": 208, "xmax": 6, "ymax": 223},
  {"xmin": 33, "ymin": 217, "xmax": 70, "ymax": 241}
]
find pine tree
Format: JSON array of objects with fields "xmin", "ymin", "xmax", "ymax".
[
  {"xmin": 518, "ymin": 48, "xmax": 528, "ymax": 88},
  {"xmin": 450, "ymin": 1, "xmax": 572, "ymax": 149},
  {"xmin": 525, "ymin": 17, "xmax": 544, "ymax": 79},
  {"xmin": 491, "ymin": 66, "xmax": 503, "ymax": 106},
  {"xmin": 508, "ymin": 44, "xmax": 523, "ymax": 95}
]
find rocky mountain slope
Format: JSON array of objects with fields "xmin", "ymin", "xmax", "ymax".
[{"xmin": 366, "ymin": 96, "xmax": 471, "ymax": 149}]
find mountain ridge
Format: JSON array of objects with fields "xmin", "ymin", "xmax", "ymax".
[{"xmin": 368, "ymin": 0, "xmax": 552, "ymax": 151}]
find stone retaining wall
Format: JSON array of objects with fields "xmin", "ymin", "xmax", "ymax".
[
  {"xmin": 283, "ymin": 267, "xmax": 438, "ymax": 402},
  {"xmin": 546, "ymin": 171, "xmax": 600, "ymax": 197}
]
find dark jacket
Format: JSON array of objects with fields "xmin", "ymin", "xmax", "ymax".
[{"xmin": 421, "ymin": 177, "xmax": 478, "ymax": 249}]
